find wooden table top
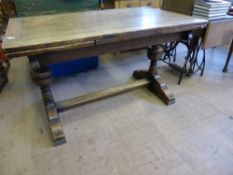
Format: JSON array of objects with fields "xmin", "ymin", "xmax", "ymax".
[{"xmin": 2, "ymin": 7, "xmax": 207, "ymax": 55}]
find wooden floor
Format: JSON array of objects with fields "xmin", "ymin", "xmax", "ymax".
[{"xmin": 0, "ymin": 45, "xmax": 233, "ymax": 175}]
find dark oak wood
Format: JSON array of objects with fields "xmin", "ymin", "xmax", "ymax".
[
  {"xmin": 5, "ymin": 41, "xmax": 94, "ymax": 59},
  {"xmin": 1, "ymin": 7, "xmax": 208, "ymax": 146},
  {"xmin": 3, "ymin": 7, "xmax": 207, "ymax": 57},
  {"xmin": 148, "ymin": 77, "xmax": 175, "ymax": 105},
  {"xmin": 133, "ymin": 46, "xmax": 175, "ymax": 105},
  {"xmin": 57, "ymin": 79, "xmax": 149, "ymax": 112},
  {"xmin": 6, "ymin": 32, "xmax": 185, "ymax": 59},
  {"xmin": 31, "ymin": 32, "xmax": 204, "ymax": 66},
  {"xmin": 41, "ymin": 86, "xmax": 66, "ymax": 146},
  {"xmin": 133, "ymin": 70, "xmax": 175, "ymax": 105},
  {"xmin": 30, "ymin": 60, "xmax": 66, "ymax": 146}
]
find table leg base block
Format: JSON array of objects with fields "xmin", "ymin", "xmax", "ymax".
[
  {"xmin": 53, "ymin": 137, "xmax": 67, "ymax": 146},
  {"xmin": 133, "ymin": 70, "xmax": 175, "ymax": 105},
  {"xmin": 50, "ymin": 122, "xmax": 66, "ymax": 146},
  {"xmin": 46, "ymin": 108, "xmax": 66, "ymax": 146},
  {"xmin": 148, "ymin": 84, "xmax": 175, "ymax": 105}
]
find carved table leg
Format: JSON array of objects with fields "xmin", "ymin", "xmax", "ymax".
[
  {"xmin": 133, "ymin": 45, "xmax": 175, "ymax": 105},
  {"xmin": 223, "ymin": 39, "xmax": 233, "ymax": 73},
  {"xmin": 30, "ymin": 60, "xmax": 66, "ymax": 146}
]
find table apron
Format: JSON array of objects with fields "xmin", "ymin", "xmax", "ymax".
[{"xmin": 35, "ymin": 31, "xmax": 189, "ymax": 66}]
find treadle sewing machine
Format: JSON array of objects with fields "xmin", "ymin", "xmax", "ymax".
[
  {"xmin": 1, "ymin": 7, "xmax": 207, "ymax": 146},
  {"xmin": 161, "ymin": 0, "xmax": 233, "ymax": 80}
]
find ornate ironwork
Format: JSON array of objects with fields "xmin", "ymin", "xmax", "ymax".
[{"xmin": 161, "ymin": 32, "xmax": 206, "ymax": 84}]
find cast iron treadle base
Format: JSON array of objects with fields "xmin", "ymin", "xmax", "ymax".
[{"xmin": 161, "ymin": 33, "xmax": 206, "ymax": 85}]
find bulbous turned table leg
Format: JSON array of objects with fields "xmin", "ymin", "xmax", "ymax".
[
  {"xmin": 133, "ymin": 45, "xmax": 175, "ymax": 105},
  {"xmin": 30, "ymin": 62, "xmax": 66, "ymax": 146}
]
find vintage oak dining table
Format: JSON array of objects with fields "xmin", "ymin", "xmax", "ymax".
[{"xmin": 2, "ymin": 7, "xmax": 207, "ymax": 146}]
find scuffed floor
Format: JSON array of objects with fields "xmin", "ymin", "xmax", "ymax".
[{"xmin": 0, "ymin": 46, "xmax": 233, "ymax": 175}]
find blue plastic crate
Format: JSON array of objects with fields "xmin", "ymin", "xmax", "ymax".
[{"xmin": 49, "ymin": 56, "xmax": 99, "ymax": 78}]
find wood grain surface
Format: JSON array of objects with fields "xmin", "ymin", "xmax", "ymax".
[
  {"xmin": 2, "ymin": 7, "xmax": 207, "ymax": 56},
  {"xmin": 202, "ymin": 18, "xmax": 233, "ymax": 49}
]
